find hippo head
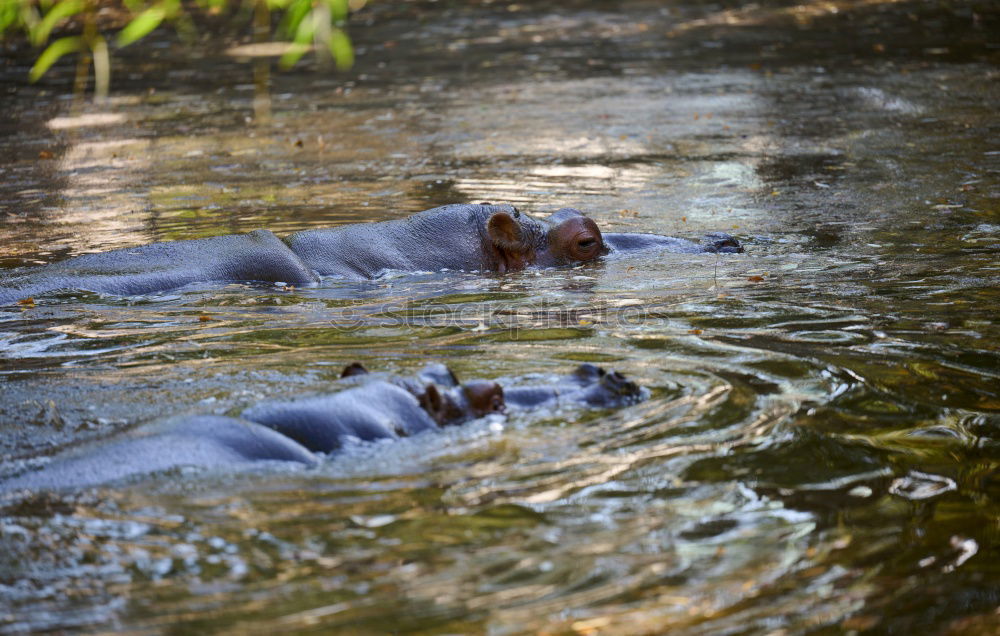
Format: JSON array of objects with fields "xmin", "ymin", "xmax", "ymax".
[
  {"xmin": 484, "ymin": 206, "xmax": 607, "ymax": 273},
  {"xmin": 574, "ymin": 363, "xmax": 642, "ymax": 407},
  {"xmin": 418, "ymin": 379, "xmax": 505, "ymax": 426}
]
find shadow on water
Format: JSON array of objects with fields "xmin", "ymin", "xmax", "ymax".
[{"xmin": 1, "ymin": 0, "xmax": 999, "ymax": 633}]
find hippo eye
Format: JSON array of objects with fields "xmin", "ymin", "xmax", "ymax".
[{"xmin": 577, "ymin": 239, "xmax": 596, "ymax": 249}]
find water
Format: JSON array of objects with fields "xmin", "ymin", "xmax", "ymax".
[{"xmin": 1, "ymin": 0, "xmax": 998, "ymax": 632}]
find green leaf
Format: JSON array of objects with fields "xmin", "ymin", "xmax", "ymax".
[
  {"xmin": 29, "ymin": 34, "xmax": 82, "ymax": 82},
  {"xmin": 0, "ymin": 4, "xmax": 19, "ymax": 36},
  {"xmin": 278, "ymin": 10, "xmax": 315, "ymax": 68},
  {"xmin": 277, "ymin": 0, "xmax": 311, "ymax": 39},
  {"xmin": 31, "ymin": 0, "xmax": 83, "ymax": 47},
  {"xmin": 325, "ymin": 0, "xmax": 348, "ymax": 23},
  {"xmin": 116, "ymin": 5, "xmax": 166, "ymax": 47},
  {"xmin": 327, "ymin": 26, "xmax": 353, "ymax": 70}
]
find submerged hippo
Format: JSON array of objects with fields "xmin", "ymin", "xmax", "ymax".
[
  {"xmin": 0, "ymin": 363, "xmax": 642, "ymax": 492},
  {"xmin": 0, "ymin": 415, "xmax": 319, "ymax": 492},
  {"xmin": 0, "ymin": 204, "xmax": 741, "ymax": 305}
]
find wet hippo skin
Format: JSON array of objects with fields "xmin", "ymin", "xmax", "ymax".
[
  {"xmin": 0, "ymin": 416, "xmax": 318, "ymax": 492},
  {"xmin": 0, "ymin": 363, "xmax": 643, "ymax": 492},
  {"xmin": 241, "ymin": 380, "xmax": 445, "ymax": 454},
  {"xmin": 0, "ymin": 229, "xmax": 319, "ymax": 305},
  {"xmin": 241, "ymin": 364, "xmax": 509, "ymax": 454},
  {"xmin": 602, "ymin": 230, "xmax": 744, "ymax": 255},
  {"xmin": 284, "ymin": 203, "xmax": 608, "ymax": 278},
  {"xmin": 502, "ymin": 363, "xmax": 644, "ymax": 409},
  {"xmin": 0, "ymin": 203, "xmax": 741, "ymax": 305}
]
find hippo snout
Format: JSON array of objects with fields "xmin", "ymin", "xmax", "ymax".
[
  {"xmin": 702, "ymin": 232, "xmax": 744, "ymax": 253},
  {"xmin": 600, "ymin": 370, "xmax": 640, "ymax": 397}
]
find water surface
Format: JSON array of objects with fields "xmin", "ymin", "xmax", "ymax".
[{"xmin": 1, "ymin": 0, "xmax": 998, "ymax": 633}]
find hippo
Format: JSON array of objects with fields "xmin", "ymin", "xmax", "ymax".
[
  {"xmin": 0, "ymin": 229, "xmax": 319, "ymax": 305},
  {"xmin": 0, "ymin": 362, "xmax": 642, "ymax": 493},
  {"xmin": 0, "ymin": 204, "xmax": 741, "ymax": 305},
  {"xmin": 240, "ymin": 375, "xmax": 505, "ymax": 454},
  {"xmin": 0, "ymin": 415, "xmax": 318, "ymax": 492},
  {"xmin": 502, "ymin": 363, "xmax": 643, "ymax": 410}
]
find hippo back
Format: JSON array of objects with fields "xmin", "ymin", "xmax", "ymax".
[
  {"xmin": 0, "ymin": 230, "xmax": 318, "ymax": 305},
  {"xmin": 1, "ymin": 415, "xmax": 317, "ymax": 492},
  {"xmin": 283, "ymin": 204, "xmax": 520, "ymax": 278},
  {"xmin": 241, "ymin": 381, "xmax": 439, "ymax": 453}
]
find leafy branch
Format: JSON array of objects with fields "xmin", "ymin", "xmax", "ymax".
[{"xmin": 0, "ymin": 0, "xmax": 362, "ymax": 99}]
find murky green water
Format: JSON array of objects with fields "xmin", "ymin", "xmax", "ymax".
[{"xmin": 1, "ymin": 0, "xmax": 998, "ymax": 633}]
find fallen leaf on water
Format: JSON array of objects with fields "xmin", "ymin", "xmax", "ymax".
[
  {"xmin": 198, "ymin": 314, "xmax": 213, "ymax": 322},
  {"xmin": 18, "ymin": 297, "xmax": 35, "ymax": 307},
  {"xmin": 688, "ymin": 328, "xmax": 703, "ymax": 335},
  {"xmin": 38, "ymin": 150, "xmax": 54, "ymax": 159},
  {"xmin": 747, "ymin": 275, "xmax": 765, "ymax": 282}
]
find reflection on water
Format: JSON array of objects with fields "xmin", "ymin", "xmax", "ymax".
[{"xmin": 1, "ymin": 0, "xmax": 999, "ymax": 633}]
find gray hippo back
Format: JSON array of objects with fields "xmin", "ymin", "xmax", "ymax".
[
  {"xmin": 241, "ymin": 381, "xmax": 439, "ymax": 453},
  {"xmin": 1, "ymin": 416, "xmax": 317, "ymax": 492},
  {"xmin": 0, "ymin": 229, "xmax": 318, "ymax": 305}
]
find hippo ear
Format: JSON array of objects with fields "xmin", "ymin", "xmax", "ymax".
[
  {"xmin": 463, "ymin": 380, "xmax": 506, "ymax": 416},
  {"xmin": 341, "ymin": 362, "xmax": 368, "ymax": 378},
  {"xmin": 418, "ymin": 384, "xmax": 444, "ymax": 418},
  {"xmin": 487, "ymin": 212, "xmax": 535, "ymax": 273},
  {"xmin": 487, "ymin": 212, "xmax": 525, "ymax": 251}
]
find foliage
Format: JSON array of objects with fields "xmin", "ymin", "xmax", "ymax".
[{"xmin": 0, "ymin": 0, "xmax": 361, "ymax": 98}]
